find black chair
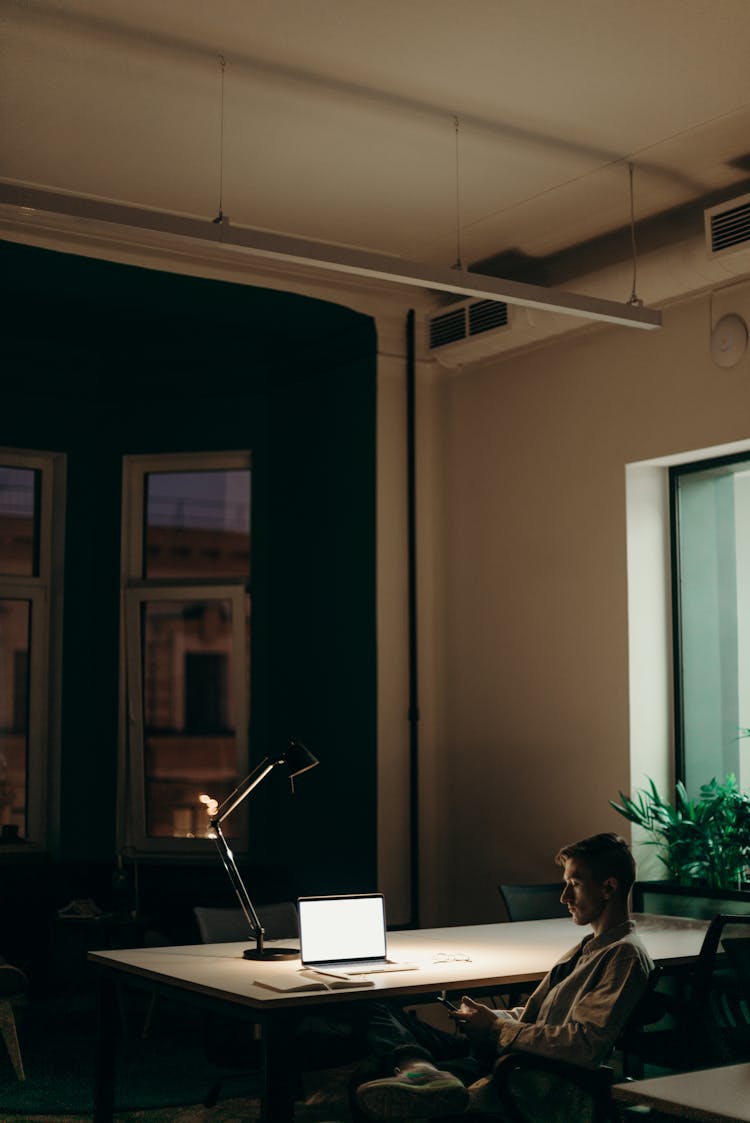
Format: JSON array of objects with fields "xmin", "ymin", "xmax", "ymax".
[
  {"xmin": 622, "ymin": 913, "xmax": 750, "ymax": 1073},
  {"xmin": 194, "ymin": 902, "xmax": 300, "ymax": 1108},
  {"xmin": 496, "ymin": 884, "xmax": 568, "ymax": 1007},
  {"xmin": 0, "ymin": 956, "xmax": 28, "ymax": 1081},
  {"xmin": 498, "ymin": 883, "xmax": 569, "ymax": 923},
  {"xmin": 491, "ymin": 1052, "xmax": 619, "ymax": 1123},
  {"xmin": 193, "ymin": 903, "xmax": 364, "ymax": 1109},
  {"xmin": 193, "ymin": 902, "xmax": 299, "ymax": 945}
]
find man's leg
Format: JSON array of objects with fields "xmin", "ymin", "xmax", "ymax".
[{"xmin": 351, "ymin": 1003, "xmax": 472, "ymax": 1121}]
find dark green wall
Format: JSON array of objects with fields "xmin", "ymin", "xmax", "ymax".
[{"xmin": 0, "ymin": 240, "xmax": 377, "ymax": 897}]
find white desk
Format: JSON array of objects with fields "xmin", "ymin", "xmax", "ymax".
[
  {"xmin": 88, "ymin": 912, "xmax": 707, "ymax": 1123},
  {"xmin": 612, "ymin": 1062, "xmax": 750, "ymax": 1121}
]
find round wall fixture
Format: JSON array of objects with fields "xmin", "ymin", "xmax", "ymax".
[{"xmin": 711, "ymin": 313, "xmax": 748, "ymax": 368}]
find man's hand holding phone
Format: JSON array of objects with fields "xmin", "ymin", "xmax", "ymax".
[{"xmin": 447, "ymin": 995, "xmax": 497, "ymax": 1039}]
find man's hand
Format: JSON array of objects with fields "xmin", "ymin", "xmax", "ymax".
[{"xmin": 449, "ymin": 995, "xmax": 497, "ymax": 1040}]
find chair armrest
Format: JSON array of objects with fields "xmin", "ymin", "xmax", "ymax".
[
  {"xmin": 494, "ymin": 1052, "xmax": 613, "ymax": 1092},
  {"xmin": 492, "ymin": 1053, "xmax": 614, "ymax": 1123}
]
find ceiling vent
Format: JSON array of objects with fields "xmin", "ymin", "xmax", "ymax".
[
  {"xmin": 428, "ymin": 298, "xmax": 511, "ymax": 365},
  {"xmin": 705, "ymin": 192, "xmax": 750, "ymax": 258}
]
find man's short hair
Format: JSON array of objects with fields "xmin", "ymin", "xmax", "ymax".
[{"xmin": 554, "ymin": 832, "xmax": 636, "ymax": 900}]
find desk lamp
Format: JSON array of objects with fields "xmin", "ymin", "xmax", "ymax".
[{"xmin": 199, "ymin": 739, "xmax": 318, "ymax": 960}]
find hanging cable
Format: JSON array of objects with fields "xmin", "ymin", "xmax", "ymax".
[
  {"xmin": 627, "ymin": 162, "xmax": 642, "ymax": 307},
  {"xmin": 453, "ymin": 115, "xmax": 463, "ymax": 271},
  {"xmin": 212, "ymin": 55, "xmax": 228, "ymax": 230}
]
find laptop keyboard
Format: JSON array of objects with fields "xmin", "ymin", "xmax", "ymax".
[{"xmin": 311, "ymin": 959, "xmax": 418, "ymax": 975}]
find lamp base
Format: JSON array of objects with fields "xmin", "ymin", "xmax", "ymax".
[{"xmin": 242, "ymin": 945, "xmax": 300, "ymax": 961}]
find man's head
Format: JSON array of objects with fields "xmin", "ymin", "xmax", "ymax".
[{"xmin": 555, "ymin": 833, "xmax": 635, "ymax": 933}]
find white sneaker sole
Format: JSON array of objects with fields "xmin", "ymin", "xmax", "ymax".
[{"xmin": 356, "ymin": 1072, "xmax": 469, "ymax": 1119}]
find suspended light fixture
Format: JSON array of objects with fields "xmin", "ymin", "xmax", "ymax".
[{"xmin": 0, "ymin": 58, "xmax": 661, "ymax": 331}]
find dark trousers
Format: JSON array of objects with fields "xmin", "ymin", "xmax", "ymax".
[{"xmin": 352, "ymin": 1001, "xmax": 489, "ymax": 1084}]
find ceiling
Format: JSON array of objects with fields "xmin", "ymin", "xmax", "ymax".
[{"xmin": 2, "ymin": 0, "xmax": 750, "ymax": 290}]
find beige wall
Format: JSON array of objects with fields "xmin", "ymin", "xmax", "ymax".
[{"xmin": 401, "ymin": 289, "xmax": 750, "ymax": 927}]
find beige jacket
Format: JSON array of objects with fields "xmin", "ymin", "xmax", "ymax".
[{"xmin": 468, "ymin": 919, "xmax": 653, "ymax": 1120}]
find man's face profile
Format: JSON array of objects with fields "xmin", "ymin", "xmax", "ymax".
[{"xmin": 560, "ymin": 856, "xmax": 615, "ymax": 927}]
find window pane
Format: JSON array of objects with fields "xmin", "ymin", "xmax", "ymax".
[
  {"xmin": 674, "ymin": 459, "xmax": 750, "ymax": 795},
  {"xmin": 0, "ymin": 466, "xmax": 39, "ymax": 576},
  {"xmin": 141, "ymin": 597, "xmax": 247, "ymax": 838},
  {"xmin": 143, "ymin": 469, "xmax": 250, "ymax": 579},
  {"xmin": 0, "ymin": 599, "xmax": 30, "ymax": 838}
]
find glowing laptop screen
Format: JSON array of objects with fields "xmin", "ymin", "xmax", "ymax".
[{"xmin": 298, "ymin": 894, "xmax": 387, "ymax": 964}]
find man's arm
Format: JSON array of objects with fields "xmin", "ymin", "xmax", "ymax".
[{"xmin": 457, "ymin": 946, "xmax": 649, "ymax": 1070}]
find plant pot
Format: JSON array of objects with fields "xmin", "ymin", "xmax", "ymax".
[{"xmin": 633, "ymin": 880, "xmax": 750, "ymax": 921}]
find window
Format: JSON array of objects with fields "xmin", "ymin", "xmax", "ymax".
[
  {"xmin": 671, "ymin": 452, "xmax": 750, "ymax": 796},
  {"xmin": 0, "ymin": 450, "xmax": 64, "ymax": 846},
  {"xmin": 121, "ymin": 453, "xmax": 251, "ymax": 852}
]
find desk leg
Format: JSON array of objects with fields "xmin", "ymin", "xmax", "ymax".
[
  {"xmin": 261, "ymin": 1011, "xmax": 298, "ymax": 1123},
  {"xmin": 93, "ymin": 977, "xmax": 117, "ymax": 1123}
]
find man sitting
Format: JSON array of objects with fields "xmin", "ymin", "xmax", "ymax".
[{"xmin": 354, "ymin": 832, "xmax": 653, "ymax": 1121}]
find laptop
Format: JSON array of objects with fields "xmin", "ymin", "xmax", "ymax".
[{"xmin": 297, "ymin": 892, "xmax": 418, "ymax": 975}]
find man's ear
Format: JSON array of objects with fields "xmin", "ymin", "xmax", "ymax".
[{"xmin": 602, "ymin": 876, "xmax": 618, "ymax": 899}]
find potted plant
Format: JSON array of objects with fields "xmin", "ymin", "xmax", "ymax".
[{"xmin": 610, "ymin": 774, "xmax": 750, "ymax": 891}]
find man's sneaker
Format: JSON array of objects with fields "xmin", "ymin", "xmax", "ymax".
[{"xmin": 355, "ymin": 1060, "xmax": 469, "ymax": 1119}]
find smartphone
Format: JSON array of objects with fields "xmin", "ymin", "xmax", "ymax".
[{"xmin": 435, "ymin": 994, "xmax": 460, "ymax": 1013}]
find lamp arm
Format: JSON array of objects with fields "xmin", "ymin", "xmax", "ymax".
[
  {"xmin": 209, "ymin": 820, "xmax": 267, "ymax": 954},
  {"xmin": 202, "ymin": 743, "xmax": 318, "ymax": 961},
  {"xmin": 214, "ymin": 756, "xmax": 277, "ymax": 824},
  {"xmin": 209, "ymin": 754, "xmax": 287, "ymax": 957}
]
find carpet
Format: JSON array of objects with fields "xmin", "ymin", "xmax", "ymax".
[
  {"xmin": 1, "ymin": 1089, "xmax": 353, "ymax": 1123},
  {"xmin": 0, "ymin": 995, "xmax": 356, "ymax": 1121},
  {"xmin": 2, "ymin": 1086, "xmax": 354, "ymax": 1123}
]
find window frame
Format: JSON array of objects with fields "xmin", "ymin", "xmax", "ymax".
[
  {"xmin": 0, "ymin": 447, "xmax": 65, "ymax": 851},
  {"xmin": 119, "ymin": 451, "xmax": 252, "ymax": 856},
  {"xmin": 669, "ymin": 449, "xmax": 750, "ymax": 789}
]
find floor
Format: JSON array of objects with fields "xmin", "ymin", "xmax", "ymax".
[{"xmin": 6, "ymin": 1069, "xmax": 355, "ymax": 1123}]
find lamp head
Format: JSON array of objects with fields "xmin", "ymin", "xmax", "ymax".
[{"xmin": 280, "ymin": 739, "xmax": 319, "ymax": 780}]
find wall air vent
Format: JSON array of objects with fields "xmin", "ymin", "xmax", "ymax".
[
  {"xmin": 430, "ymin": 305, "xmax": 468, "ymax": 349},
  {"xmin": 705, "ymin": 192, "xmax": 750, "ymax": 258},
  {"xmin": 428, "ymin": 298, "xmax": 511, "ymax": 366}
]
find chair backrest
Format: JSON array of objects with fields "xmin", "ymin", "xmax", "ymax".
[
  {"xmin": 722, "ymin": 935, "xmax": 750, "ymax": 988},
  {"xmin": 693, "ymin": 913, "xmax": 750, "ymax": 998},
  {"xmin": 193, "ymin": 901, "xmax": 299, "ymax": 944},
  {"xmin": 498, "ymin": 882, "xmax": 568, "ymax": 922},
  {"xmin": 689, "ymin": 913, "xmax": 750, "ymax": 1064},
  {"xmin": 615, "ymin": 964, "xmax": 665, "ymax": 1069}
]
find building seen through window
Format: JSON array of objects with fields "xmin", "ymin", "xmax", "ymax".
[
  {"xmin": 123, "ymin": 457, "xmax": 251, "ymax": 848},
  {"xmin": 0, "ymin": 467, "xmax": 37, "ymax": 836},
  {"xmin": 0, "ymin": 456, "xmax": 57, "ymax": 846},
  {"xmin": 0, "ymin": 600, "xmax": 30, "ymax": 837}
]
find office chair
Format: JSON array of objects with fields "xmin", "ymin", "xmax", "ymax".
[
  {"xmin": 495, "ymin": 883, "xmax": 568, "ymax": 1007},
  {"xmin": 193, "ymin": 901, "xmax": 299, "ymax": 945},
  {"xmin": 193, "ymin": 902, "xmax": 364, "ymax": 1108},
  {"xmin": 497, "ymin": 883, "xmax": 569, "ymax": 923},
  {"xmin": 620, "ymin": 913, "xmax": 750, "ymax": 1073},
  {"xmin": 0, "ymin": 957, "xmax": 28, "ymax": 1081},
  {"xmin": 193, "ymin": 902, "xmax": 300, "ymax": 1107}
]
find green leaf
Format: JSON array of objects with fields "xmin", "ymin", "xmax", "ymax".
[{"xmin": 609, "ymin": 773, "xmax": 750, "ymax": 890}]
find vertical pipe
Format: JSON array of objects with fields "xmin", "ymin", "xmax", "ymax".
[{"xmin": 406, "ymin": 309, "xmax": 420, "ymax": 928}]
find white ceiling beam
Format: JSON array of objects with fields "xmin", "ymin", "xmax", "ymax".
[{"xmin": 0, "ymin": 184, "xmax": 661, "ymax": 329}]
